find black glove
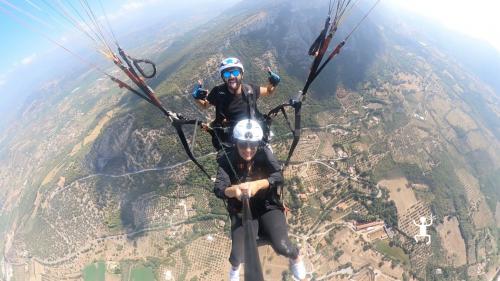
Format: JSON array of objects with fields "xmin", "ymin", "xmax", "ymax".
[
  {"xmin": 192, "ymin": 81, "xmax": 208, "ymax": 100},
  {"xmin": 268, "ymin": 68, "xmax": 280, "ymax": 87}
]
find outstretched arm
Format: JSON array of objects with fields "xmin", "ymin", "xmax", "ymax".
[
  {"xmin": 225, "ymin": 181, "xmax": 268, "ymax": 200},
  {"xmin": 224, "ymin": 184, "xmax": 242, "ymax": 199},
  {"xmin": 412, "ymin": 220, "xmax": 419, "ymax": 226},
  {"xmin": 194, "ymin": 99, "xmax": 211, "ymax": 109},
  {"xmin": 260, "ymin": 84, "xmax": 276, "ymax": 97},
  {"xmin": 246, "ymin": 179, "xmax": 270, "ymax": 195}
]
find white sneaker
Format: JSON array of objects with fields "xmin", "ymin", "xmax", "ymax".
[
  {"xmin": 290, "ymin": 259, "xmax": 306, "ymax": 280},
  {"xmin": 229, "ymin": 266, "xmax": 240, "ymax": 281}
]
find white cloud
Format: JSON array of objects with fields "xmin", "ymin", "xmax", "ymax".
[
  {"xmin": 21, "ymin": 53, "xmax": 37, "ymax": 65},
  {"xmin": 123, "ymin": 2, "xmax": 145, "ymax": 11},
  {"xmin": 0, "ymin": 73, "xmax": 7, "ymax": 87},
  {"xmin": 107, "ymin": 0, "xmax": 161, "ymax": 21}
]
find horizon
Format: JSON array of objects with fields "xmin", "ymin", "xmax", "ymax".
[{"xmin": 0, "ymin": 0, "xmax": 499, "ymax": 128}]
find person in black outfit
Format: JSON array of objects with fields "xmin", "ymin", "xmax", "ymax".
[
  {"xmin": 192, "ymin": 57, "xmax": 281, "ymax": 150},
  {"xmin": 213, "ymin": 119, "xmax": 306, "ymax": 281}
]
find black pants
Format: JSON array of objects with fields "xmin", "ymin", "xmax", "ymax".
[{"xmin": 229, "ymin": 209, "xmax": 299, "ymax": 267}]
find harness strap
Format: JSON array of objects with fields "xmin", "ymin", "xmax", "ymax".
[
  {"xmin": 171, "ymin": 118, "xmax": 212, "ymax": 180},
  {"xmin": 265, "ymin": 98, "xmax": 302, "ymax": 168},
  {"xmin": 242, "ymin": 83, "xmax": 256, "ymax": 120}
]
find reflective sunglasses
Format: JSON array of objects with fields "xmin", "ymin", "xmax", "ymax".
[
  {"xmin": 236, "ymin": 141, "xmax": 259, "ymax": 149},
  {"xmin": 222, "ymin": 69, "xmax": 241, "ymax": 79}
]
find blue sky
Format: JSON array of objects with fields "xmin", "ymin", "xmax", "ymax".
[
  {"xmin": 0, "ymin": 0, "xmax": 238, "ymax": 88},
  {"xmin": 1, "ymin": 0, "xmax": 499, "ymax": 95},
  {"xmin": 0, "ymin": 0, "xmax": 126, "ymax": 86},
  {"xmin": 0, "ymin": 8, "xmax": 47, "ymax": 70}
]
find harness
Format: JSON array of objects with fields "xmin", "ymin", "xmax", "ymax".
[{"xmin": 209, "ymin": 83, "xmax": 269, "ymax": 151}]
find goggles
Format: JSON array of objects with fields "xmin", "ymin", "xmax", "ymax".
[
  {"xmin": 236, "ymin": 141, "xmax": 259, "ymax": 149},
  {"xmin": 222, "ymin": 69, "xmax": 241, "ymax": 79}
]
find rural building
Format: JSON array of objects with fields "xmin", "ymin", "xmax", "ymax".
[
  {"xmin": 354, "ymin": 220, "xmax": 385, "ymax": 231},
  {"xmin": 367, "ymin": 228, "xmax": 388, "ymax": 241}
]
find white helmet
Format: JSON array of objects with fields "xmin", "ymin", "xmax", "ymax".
[
  {"xmin": 233, "ymin": 119, "xmax": 263, "ymax": 143},
  {"xmin": 219, "ymin": 57, "xmax": 244, "ymax": 75}
]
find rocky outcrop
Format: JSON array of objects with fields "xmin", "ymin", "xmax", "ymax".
[
  {"xmin": 85, "ymin": 113, "xmax": 169, "ymax": 174},
  {"xmin": 85, "ymin": 114, "xmax": 136, "ymax": 173}
]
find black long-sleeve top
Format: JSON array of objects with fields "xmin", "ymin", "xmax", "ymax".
[{"xmin": 213, "ymin": 146, "xmax": 284, "ymax": 215}]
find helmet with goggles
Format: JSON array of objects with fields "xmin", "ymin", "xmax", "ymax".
[
  {"xmin": 219, "ymin": 57, "xmax": 244, "ymax": 77},
  {"xmin": 233, "ymin": 119, "xmax": 263, "ymax": 143}
]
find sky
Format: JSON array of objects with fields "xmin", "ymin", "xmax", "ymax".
[
  {"xmin": 0, "ymin": 0, "xmax": 122, "ymax": 85},
  {"xmin": 1, "ymin": 0, "xmax": 499, "ymax": 95},
  {"xmin": 387, "ymin": 0, "xmax": 500, "ymax": 51},
  {"xmin": 0, "ymin": 0, "xmax": 240, "ymax": 132},
  {"xmin": 0, "ymin": 0, "xmax": 238, "ymax": 88}
]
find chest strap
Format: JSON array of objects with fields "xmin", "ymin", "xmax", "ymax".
[{"xmin": 242, "ymin": 84, "xmax": 256, "ymax": 120}]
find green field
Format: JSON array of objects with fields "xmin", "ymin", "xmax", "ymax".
[
  {"xmin": 83, "ymin": 261, "xmax": 105, "ymax": 281},
  {"xmin": 374, "ymin": 240, "xmax": 410, "ymax": 265},
  {"xmin": 131, "ymin": 265, "xmax": 155, "ymax": 281}
]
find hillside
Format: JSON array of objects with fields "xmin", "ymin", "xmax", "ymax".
[{"xmin": 1, "ymin": 0, "xmax": 499, "ymax": 280}]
